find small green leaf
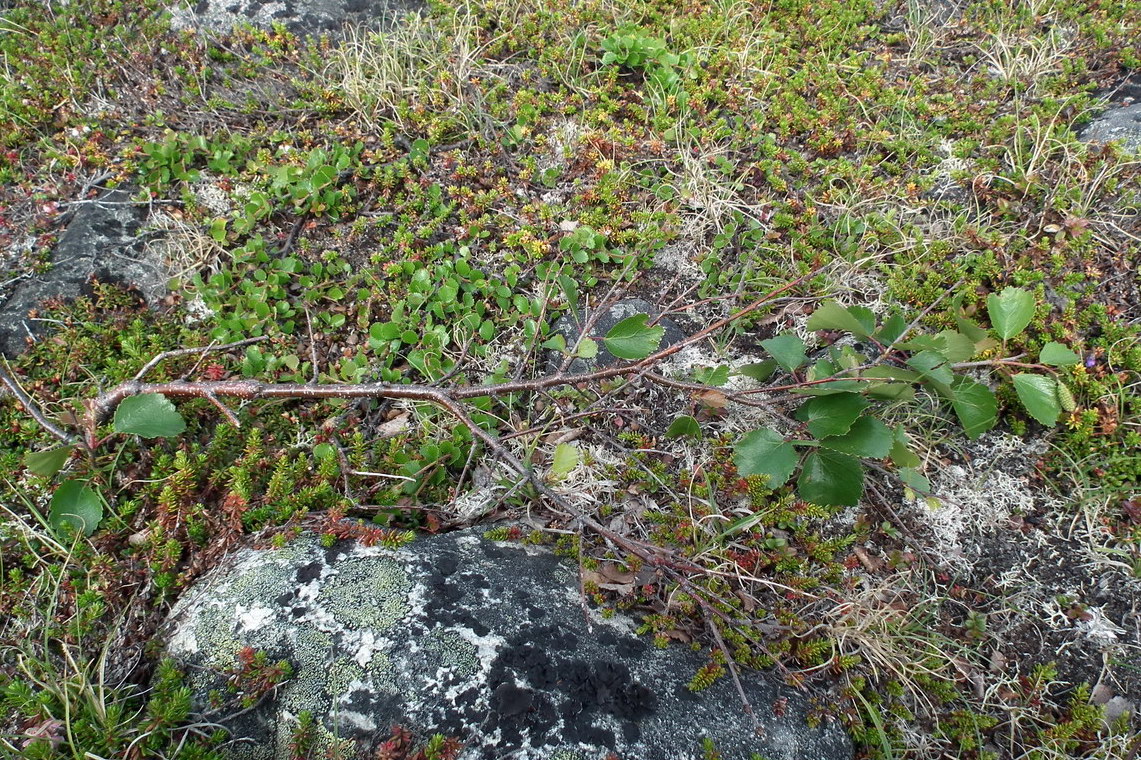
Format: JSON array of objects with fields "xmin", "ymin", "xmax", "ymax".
[
  {"xmin": 696, "ymin": 365, "xmax": 730, "ymax": 386},
  {"xmin": 1012, "ymin": 374, "xmax": 1063, "ymax": 426},
  {"xmin": 954, "ymin": 312, "xmax": 990, "ymax": 344},
  {"xmin": 899, "ymin": 467, "xmax": 931, "ymax": 494},
  {"xmin": 818, "ymin": 416, "xmax": 893, "ymax": 458},
  {"xmin": 889, "ymin": 426, "xmax": 921, "ymax": 469},
  {"xmin": 603, "ymin": 314, "xmax": 665, "ymax": 360},
  {"xmin": 734, "ymin": 428, "xmax": 798, "ymax": 488},
  {"xmin": 575, "ymin": 338, "xmax": 598, "ymax": 358},
  {"xmin": 797, "ymin": 450, "xmax": 863, "ymax": 506},
  {"xmin": 313, "ymin": 443, "xmax": 337, "ymax": 461},
  {"xmin": 795, "ymin": 392, "xmax": 868, "ymax": 438},
  {"xmin": 25, "ymin": 446, "xmax": 73, "ymax": 478},
  {"xmin": 861, "ymin": 366, "xmax": 921, "ymax": 382},
  {"xmin": 666, "ymin": 415, "xmax": 702, "ymax": 439},
  {"xmin": 49, "ymin": 480, "xmax": 103, "ymax": 537},
  {"xmin": 806, "ymin": 301, "xmax": 874, "ymax": 338},
  {"xmin": 551, "ymin": 443, "xmax": 580, "ymax": 478},
  {"xmin": 542, "ymin": 333, "xmax": 567, "ymax": 352},
  {"xmin": 735, "ymin": 360, "xmax": 777, "ymax": 382},
  {"xmin": 1039, "ymin": 342, "xmax": 1080, "ymax": 367},
  {"xmin": 987, "ymin": 287, "xmax": 1035, "ymax": 340},
  {"xmin": 113, "ymin": 394, "xmax": 186, "ymax": 439},
  {"xmin": 949, "ymin": 377, "xmax": 998, "ymax": 439},
  {"xmin": 760, "ymin": 333, "xmax": 807, "ymax": 373}
]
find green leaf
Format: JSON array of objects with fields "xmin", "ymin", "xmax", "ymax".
[
  {"xmin": 49, "ymin": 480, "xmax": 103, "ymax": 537},
  {"xmin": 1039, "ymin": 342, "xmax": 1080, "ymax": 367},
  {"xmin": 818, "ymin": 416, "xmax": 893, "ymax": 458},
  {"xmin": 760, "ymin": 333, "xmax": 807, "ymax": 373},
  {"xmin": 987, "ymin": 287, "xmax": 1035, "ymax": 340},
  {"xmin": 1012, "ymin": 374, "xmax": 1063, "ymax": 426},
  {"xmin": 906, "ymin": 350, "xmax": 954, "ymax": 387},
  {"xmin": 550, "ymin": 443, "xmax": 580, "ymax": 478},
  {"xmin": 949, "ymin": 377, "xmax": 998, "ymax": 439},
  {"xmin": 861, "ymin": 366, "xmax": 921, "ymax": 382},
  {"xmin": 735, "ymin": 360, "xmax": 777, "ymax": 382},
  {"xmin": 666, "ymin": 415, "xmax": 702, "ymax": 439},
  {"xmin": 25, "ymin": 446, "xmax": 73, "ymax": 478},
  {"xmin": 954, "ymin": 312, "xmax": 990, "ymax": 344},
  {"xmin": 696, "ymin": 365, "xmax": 730, "ymax": 386},
  {"xmin": 603, "ymin": 314, "xmax": 665, "ymax": 360},
  {"xmin": 899, "ymin": 468, "xmax": 931, "ymax": 494},
  {"xmin": 795, "ymin": 392, "xmax": 868, "ymax": 438},
  {"xmin": 890, "ymin": 426, "xmax": 921, "ymax": 468},
  {"xmin": 934, "ymin": 331, "xmax": 976, "ymax": 362},
  {"xmin": 541, "ymin": 333, "xmax": 567, "ymax": 352},
  {"xmin": 865, "ymin": 383, "xmax": 915, "ymax": 400},
  {"xmin": 113, "ymin": 394, "xmax": 186, "ymax": 439},
  {"xmin": 734, "ymin": 428, "xmax": 798, "ymax": 488},
  {"xmin": 797, "ymin": 450, "xmax": 863, "ymax": 506},
  {"xmin": 313, "ymin": 443, "xmax": 337, "ymax": 461},
  {"xmin": 575, "ymin": 338, "xmax": 598, "ymax": 358},
  {"xmin": 874, "ymin": 313, "xmax": 908, "ymax": 346},
  {"xmin": 806, "ymin": 301, "xmax": 874, "ymax": 338}
]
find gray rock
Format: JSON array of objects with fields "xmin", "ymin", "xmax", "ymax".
[
  {"xmin": 551, "ymin": 298, "xmax": 688, "ymax": 374},
  {"xmin": 159, "ymin": 528, "xmax": 853, "ymax": 760},
  {"xmin": 0, "ymin": 189, "xmax": 164, "ymax": 357},
  {"xmin": 1079, "ymin": 102, "xmax": 1141, "ymax": 153},
  {"xmin": 167, "ymin": 0, "xmax": 424, "ymax": 36}
]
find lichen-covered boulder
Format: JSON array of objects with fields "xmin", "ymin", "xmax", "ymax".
[
  {"xmin": 159, "ymin": 528, "xmax": 852, "ymax": 760},
  {"xmin": 167, "ymin": 0, "xmax": 425, "ymax": 36},
  {"xmin": 0, "ymin": 189, "xmax": 163, "ymax": 357}
]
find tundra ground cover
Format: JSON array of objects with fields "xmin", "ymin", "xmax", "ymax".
[{"xmin": 0, "ymin": 0, "xmax": 1138, "ymax": 757}]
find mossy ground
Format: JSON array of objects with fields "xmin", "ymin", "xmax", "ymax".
[{"xmin": 0, "ymin": 0, "xmax": 1138, "ymax": 757}]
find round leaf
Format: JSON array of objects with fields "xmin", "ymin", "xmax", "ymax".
[
  {"xmin": 603, "ymin": 314, "xmax": 665, "ymax": 360},
  {"xmin": 818, "ymin": 416, "xmax": 893, "ymax": 458},
  {"xmin": 49, "ymin": 480, "xmax": 103, "ymax": 537},
  {"xmin": 797, "ymin": 450, "xmax": 863, "ymax": 506},
  {"xmin": 113, "ymin": 394, "xmax": 186, "ymax": 438},
  {"xmin": 986, "ymin": 287, "xmax": 1035, "ymax": 340},
  {"xmin": 734, "ymin": 428, "xmax": 798, "ymax": 488},
  {"xmin": 1039, "ymin": 342, "xmax": 1080, "ymax": 367},
  {"xmin": 760, "ymin": 333, "xmax": 807, "ymax": 373},
  {"xmin": 794, "ymin": 392, "xmax": 868, "ymax": 438}
]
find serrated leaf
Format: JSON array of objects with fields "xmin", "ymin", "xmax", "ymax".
[
  {"xmin": 1012, "ymin": 374, "xmax": 1062, "ymax": 426},
  {"xmin": 113, "ymin": 394, "xmax": 186, "ymax": 439},
  {"xmin": 735, "ymin": 359, "xmax": 777, "ymax": 382},
  {"xmin": 906, "ymin": 350, "xmax": 954, "ymax": 387},
  {"xmin": 862, "ymin": 366, "xmax": 921, "ymax": 382},
  {"xmin": 542, "ymin": 333, "xmax": 567, "ymax": 352},
  {"xmin": 954, "ymin": 312, "xmax": 990, "ymax": 344},
  {"xmin": 797, "ymin": 450, "xmax": 863, "ymax": 506},
  {"xmin": 551, "ymin": 443, "xmax": 580, "ymax": 478},
  {"xmin": 734, "ymin": 428, "xmax": 798, "ymax": 488},
  {"xmin": 890, "ymin": 426, "xmax": 921, "ymax": 468},
  {"xmin": 899, "ymin": 467, "xmax": 931, "ymax": 494},
  {"xmin": 760, "ymin": 333, "xmax": 806, "ymax": 373},
  {"xmin": 1039, "ymin": 342, "xmax": 1080, "ymax": 367},
  {"xmin": 666, "ymin": 415, "xmax": 702, "ymax": 439},
  {"xmin": 987, "ymin": 287, "xmax": 1035, "ymax": 340},
  {"xmin": 874, "ymin": 313, "xmax": 908, "ymax": 346},
  {"xmin": 818, "ymin": 416, "xmax": 893, "ymax": 458},
  {"xmin": 949, "ymin": 377, "xmax": 998, "ymax": 439},
  {"xmin": 603, "ymin": 314, "xmax": 665, "ymax": 360},
  {"xmin": 696, "ymin": 365, "xmax": 730, "ymax": 386},
  {"xmin": 865, "ymin": 383, "xmax": 915, "ymax": 400},
  {"xmin": 49, "ymin": 480, "xmax": 102, "ymax": 537},
  {"xmin": 806, "ymin": 301, "xmax": 874, "ymax": 338},
  {"xmin": 25, "ymin": 446, "xmax": 73, "ymax": 478},
  {"xmin": 935, "ymin": 330, "xmax": 976, "ymax": 362},
  {"xmin": 795, "ymin": 392, "xmax": 868, "ymax": 438}
]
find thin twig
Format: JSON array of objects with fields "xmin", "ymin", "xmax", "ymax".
[
  {"xmin": 0, "ymin": 362, "xmax": 75, "ymax": 445},
  {"xmin": 133, "ymin": 336, "xmax": 269, "ymax": 381}
]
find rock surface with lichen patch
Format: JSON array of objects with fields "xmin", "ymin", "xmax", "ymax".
[{"xmin": 158, "ymin": 528, "xmax": 853, "ymax": 760}]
